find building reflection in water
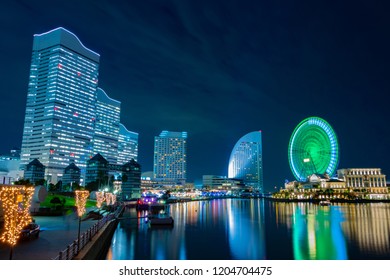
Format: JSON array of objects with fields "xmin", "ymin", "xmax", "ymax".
[
  {"xmin": 292, "ymin": 204, "xmax": 347, "ymax": 260},
  {"xmin": 107, "ymin": 199, "xmax": 266, "ymax": 260},
  {"xmin": 340, "ymin": 203, "xmax": 390, "ymax": 256},
  {"xmin": 107, "ymin": 200, "xmax": 390, "ymax": 260},
  {"xmin": 273, "ymin": 202, "xmax": 390, "ymax": 259},
  {"xmin": 227, "ymin": 199, "xmax": 266, "ymax": 259}
]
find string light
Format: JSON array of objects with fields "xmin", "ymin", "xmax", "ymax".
[
  {"xmin": 0, "ymin": 185, "xmax": 35, "ymax": 246},
  {"xmin": 105, "ymin": 192, "xmax": 112, "ymax": 206},
  {"xmin": 111, "ymin": 193, "xmax": 116, "ymax": 205},
  {"xmin": 75, "ymin": 190, "xmax": 89, "ymax": 217},
  {"xmin": 95, "ymin": 191, "xmax": 105, "ymax": 209}
]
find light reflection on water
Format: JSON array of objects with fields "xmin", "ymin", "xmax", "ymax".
[{"xmin": 106, "ymin": 199, "xmax": 390, "ymax": 260}]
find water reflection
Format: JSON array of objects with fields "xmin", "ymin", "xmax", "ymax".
[
  {"xmin": 107, "ymin": 199, "xmax": 266, "ymax": 260},
  {"xmin": 272, "ymin": 202, "xmax": 390, "ymax": 259},
  {"xmin": 292, "ymin": 204, "xmax": 347, "ymax": 260},
  {"xmin": 107, "ymin": 200, "xmax": 390, "ymax": 260},
  {"xmin": 226, "ymin": 199, "xmax": 266, "ymax": 259},
  {"xmin": 340, "ymin": 204, "xmax": 390, "ymax": 256}
]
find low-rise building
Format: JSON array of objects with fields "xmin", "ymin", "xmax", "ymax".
[
  {"xmin": 24, "ymin": 159, "xmax": 45, "ymax": 185},
  {"xmin": 278, "ymin": 168, "xmax": 388, "ymax": 200},
  {"xmin": 62, "ymin": 162, "xmax": 81, "ymax": 190},
  {"xmin": 202, "ymin": 175, "xmax": 245, "ymax": 191}
]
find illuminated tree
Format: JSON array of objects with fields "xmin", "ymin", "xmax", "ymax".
[
  {"xmin": 75, "ymin": 190, "xmax": 89, "ymax": 252},
  {"xmin": 75, "ymin": 190, "xmax": 89, "ymax": 218},
  {"xmin": 0, "ymin": 185, "xmax": 35, "ymax": 259},
  {"xmin": 105, "ymin": 192, "xmax": 112, "ymax": 206},
  {"xmin": 95, "ymin": 191, "xmax": 105, "ymax": 209}
]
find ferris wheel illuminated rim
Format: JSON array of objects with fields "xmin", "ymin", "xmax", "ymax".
[{"xmin": 288, "ymin": 117, "xmax": 339, "ymax": 181}]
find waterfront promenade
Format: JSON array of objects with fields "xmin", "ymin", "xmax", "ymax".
[{"xmin": 0, "ymin": 211, "xmax": 97, "ymax": 260}]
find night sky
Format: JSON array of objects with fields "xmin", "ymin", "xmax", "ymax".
[{"xmin": 1, "ymin": 0, "xmax": 389, "ymax": 191}]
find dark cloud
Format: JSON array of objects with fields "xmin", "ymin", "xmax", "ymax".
[{"xmin": 1, "ymin": 0, "xmax": 389, "ymax": 190}]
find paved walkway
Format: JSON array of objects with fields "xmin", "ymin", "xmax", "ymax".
[{"xmin": 0, "ymin": 212, "xmax": 98, "ymax": 260}]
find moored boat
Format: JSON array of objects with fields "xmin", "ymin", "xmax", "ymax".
[{"xmin": 319, "ymin": 200, "xmax": 331, "ymax": 206}]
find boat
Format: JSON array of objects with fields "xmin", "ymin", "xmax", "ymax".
[
  {"xmin": 136, "ymin": 195, "xmax": 166, "ymax": 211},
  {"xmin": 147, "ymin": 211, "xmax": 174, "ymax": 226},
  {"xmin": 319, "ymin": 200, "xmax": 331, "ymax": 206}
]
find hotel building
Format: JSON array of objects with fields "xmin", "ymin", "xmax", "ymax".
[
  {"xmin": 20, "ymin": 27, "xmax": 138, "ymax": 184},
  {"xmin": 228, "ymin": 131, "xmax": 264, "ymax": 192},
  {"xmin": 93, "ymin": 88, "xmax": 121, "ymax": 164},
  {"xmin": 153, "ymin": 131, "xmax": 187, "ymax": 186},
  {"xmin": 20, "ymin": 27, "xmax": 100, "ymax": 183},
  {"xmin": 117, "ymin": 123, "xmax": 138, "ymax": 165}
]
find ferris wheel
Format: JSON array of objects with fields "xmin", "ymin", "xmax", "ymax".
[{"xmin": 288, "ymin": 117, "xmax": 339, "ymax": 181}]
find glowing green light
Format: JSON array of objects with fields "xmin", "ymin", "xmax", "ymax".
[{"xmin": 288, "ymin": 117, "xmax": 339, "ymax": 181}]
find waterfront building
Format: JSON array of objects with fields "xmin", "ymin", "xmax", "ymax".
[
  {"xmin": 202, "ymin": 175, "xmax": 245, "ymax": 191},
  {"xmin": 228, "ymin": 131, "xmax": 263, "ymax": 192},
  {"xmin": 117, "ymin": 123, "xmax": 138, "ymax": 165},
  {"xmin": 153, "ymin": 131, "xmax": 187, "ymax": 186},
  {"xmin": 279, "ymin": 168, "xmax": 388, "ymax": 200},
  {"xmin": 24, "ymin": 159, "xmax": 45, "ymax": 185},
  {"xmin": 337, "ymin": 168, "xmax": 388, "ymax": 199},
  {"xmin": 121, "ymin": 159, "xmax": 141, "ymax": 200},
  {"xmin": 93, "ymin": 88, "xmax": 121, "ymax": 164},
  {"xmin": 0, "ymin": 149, "xmax": 22, "ymax": 184},
  {"xmin": 85, "ymin": 153, "xmax": 109, "ymax": 190},
  {"xmin": 62, "ymin": 162, "xmax": 81, "ymax": 189},
  {"xmin": 20, "ymin": 27, "xmax": 100, "ymax": 184}
]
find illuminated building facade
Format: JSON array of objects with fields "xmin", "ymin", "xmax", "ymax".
[
  {"xmin": 153, "ymin": 131, "xmax": 187, "ymax": 185},
  {"xmin": 0, "ymin": 149, "xmax": 22, "ymax": 184},
  {"xmin": 202, "ymin": 175, "xmax": 244, "ymax": 191},
  {"xmin": 279, "ymin": 168, "xmax": 388, "ymax": 200},
  {"xmin": 121, "ymin": 159, "xmax": 141, "ymax": 200},
  {"xmin": 20, "ymin": 27, "xmax": 139, "ymax": 185},
  {"xmin": 117, "ymin": 123, "xmax": 138, "ymax": 165},
  {"xmin": 62, "ymin": 162, "xmax": 81, "ymax": 189},
  {"xmin": 93, "ymin": 88, "xmax": 121, "ymax": 164},
  {"xmin": 228, "ymin": 131, "xmax": 263, "ymax": 192},
  {"xmin": 337, "ymin": 168, "xmax": 388, "ymax": 199},
  {"xmin": 24, "ymin": 159, "xmax": 45, "ymax": 185},
  {"xmin": 85, "ymin": 153, "xmax": 108, "ymax": 188},
  {"xmin": 20, "ymin": 27, "xmax": 100, "ymax": 183}
]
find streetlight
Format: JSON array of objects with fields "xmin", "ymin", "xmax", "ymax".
[
  {"xmin": 75, "ymin": 190, "xmax": 89, "ymax": 253},
  {"xmin": 0, "ymin": 185, "xmax": 34, "ymax": 259}
]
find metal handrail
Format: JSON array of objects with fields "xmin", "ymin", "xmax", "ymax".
[{"xmin": 53, "ymin": 206, "xmax": 123, "ymax": 260}]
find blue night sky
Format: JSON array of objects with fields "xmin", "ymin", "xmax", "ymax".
[{"xmin": 0, "ymin": 0, "xmax": 389, "ymax": 191}]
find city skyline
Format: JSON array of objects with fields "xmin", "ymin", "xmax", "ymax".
[
  {"xmin": 19, "ymin": 27, "xmax": 138, "ymax": 184},
  {"xmin": 0, "ymin": 1, "xmax": 389, "ymax": 191}
]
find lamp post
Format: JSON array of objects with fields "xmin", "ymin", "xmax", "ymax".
[
  {"xmin": 0, "ymin": 185, "xmax": 34, "ymax": 260},
  {"xmin": 75, "ymin": 190, "xmax": 89, "ymax": 253}
]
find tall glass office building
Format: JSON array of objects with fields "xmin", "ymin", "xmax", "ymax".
[
  {"xmin": 228, "ymin": 131, "xmax": 263, "ymax": 192},
  {"xmin": 153, "ymin": 131, "xmax": 187, "ymax": 185},
  {"xmin": 117, "ymin": 123, "xmax": 139, "ymax": 165},
  {"xmin": 93, "ymin": 88, "xmax": 121, "ymax": 164},
  {"xmin": 20, "ymin": 27, "xmax": 100, "ymax": 183}
]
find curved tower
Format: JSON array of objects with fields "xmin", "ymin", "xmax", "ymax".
[{"xmin": 228, "ymin": 131, "xmax": 263, "ymax": 192}]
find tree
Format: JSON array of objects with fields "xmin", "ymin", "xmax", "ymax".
[
  {"xmin": 50, "ymin": 196, "xmax": 64, "ymax": 210},
  {"xmin": 13, "ymin": 179, "xmax": 32, "ymax": 186},
  {"xmin": 35, "ymin": 179, "xmax": 46, "ymax": 187}
]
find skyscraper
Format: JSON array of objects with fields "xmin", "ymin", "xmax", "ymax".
[
  {"xmin": 153, "ymin": 131, "xmax": 187, "ymax": 185},
  {"xmin": 93, "ymin": 88, "xmax": 121, "ymax": 164},
  {"xmin": 117, "ymin": 123, "xmax": 139, "ymax": 165},
  {"xmin": 20, "ymin": 27, "xmax": 100, "ymax": 183},
  {"xmin": 228, "ymin": 131, "xmax": 263, "ymax": 192}
]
